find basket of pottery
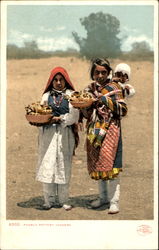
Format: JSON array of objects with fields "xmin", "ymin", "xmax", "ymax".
[
  {"xmin": 25, "ymin": 102, "xmax": 53, "ymax": 126},
  {"xmin": 69, "ymin": 91, "xmax": 95, "ymax": 109}
]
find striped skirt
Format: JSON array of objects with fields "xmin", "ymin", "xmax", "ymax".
[{"xmin": 86, "ymin": 122, "xmax": 122, "ymax": 180}]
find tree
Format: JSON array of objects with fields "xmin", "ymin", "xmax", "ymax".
[
  {"xmin": 22, "ymin": 40, "xmax": 39, "ymax": 58},
  {"xmin": 24, "ymin": 40, "xmax": 39, "ymax": 51},
  {"xmin": 72, "ymin": 12, "xmax": 121, "ymax": 59},
  {"xmin": 7, "ymin": 44, "xmax": 19, "ymax": 59},
  {"xmin": 131, "ymin": 41, "xmax": 152, "ymax": 54},
  {"xmin": 128, "ymin": 41, "xmax": 154, "ymax": 61}
]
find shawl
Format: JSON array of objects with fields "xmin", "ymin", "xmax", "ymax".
[
  {"xmin": 85, "ymin": 81, "xmax": 125, "ymax": 179},
  {"xmin": 43, "ymin": 67, "xmax": 75, "ymax": 94}
]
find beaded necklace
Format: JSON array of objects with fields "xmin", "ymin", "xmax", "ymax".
[
  {"xmin": 51, "ymin": 88, "xmax": 66, "ymax": 107},
  {"xmin": 53, "ymin": 95, "xmax": 63, "ymax": 107}
]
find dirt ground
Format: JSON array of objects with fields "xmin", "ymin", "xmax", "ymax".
[{"xmin": 6, "ymin": 56, "xmax": 154, "ymax": 220}]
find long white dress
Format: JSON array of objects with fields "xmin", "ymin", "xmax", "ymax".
[{"xmin": 36, "ymin": 89, "xmax": 79, "ymax": 185}]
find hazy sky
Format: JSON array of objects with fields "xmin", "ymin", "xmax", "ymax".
[{"xmin": 7, "ymin": 2, "xmax": 155, "ymax": 52}]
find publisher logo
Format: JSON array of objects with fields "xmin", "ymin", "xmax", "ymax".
[{"xmin": 137, "ymin": 225, "xmax": 152, "ymax": 236}]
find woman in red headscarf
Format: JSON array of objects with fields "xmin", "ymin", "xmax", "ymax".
[{"xmin": 36, "ymin": 67, "xmax": 79, "ymax": 211}]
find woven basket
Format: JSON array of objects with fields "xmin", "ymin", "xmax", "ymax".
[
  {"xmin": 70, "ymin": 99, "xmax": 94, "ymax": 108},
  {"xmin": 25, "ymin": 114, "xmax": 53, "ymax": 125}
]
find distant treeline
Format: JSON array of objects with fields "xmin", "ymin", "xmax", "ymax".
[
  {"xmin": 119, "ymin": 50, "xmax": 154, "ymax": 62},
  {"xmin": 7, "ymin": 41, "xmax": 154, "ymax": 62},
  {"xmin": 7, "ymin": 42, "xmax": 80, "ymax": 60}
]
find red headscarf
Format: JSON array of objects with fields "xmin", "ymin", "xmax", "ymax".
[{"xmin": 43, "ymin": 66, "xmax": 75, "ymax": 94}]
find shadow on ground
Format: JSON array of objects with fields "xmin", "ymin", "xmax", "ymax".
[{"xmin": 17, "ymin": 194, "xmax": 110, "ymax": 211}]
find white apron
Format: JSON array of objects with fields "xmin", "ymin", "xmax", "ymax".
[{"xmin": 36, "ymin": 89, "xmax": 79, "ymax": 184}]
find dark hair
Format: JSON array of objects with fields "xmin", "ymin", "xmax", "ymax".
[{"xmin": 90, "ymin": 58, "xmax": 112, "ymax": 80}]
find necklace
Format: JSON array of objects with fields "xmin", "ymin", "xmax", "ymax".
[{"xmin": 53, "ymin": 94, "xmax": 63, "ymax": 107}]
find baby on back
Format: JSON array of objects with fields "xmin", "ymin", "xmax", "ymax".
[{"xmin": 113, "ymin": 63, "xmax": 135, "ymax": 98}]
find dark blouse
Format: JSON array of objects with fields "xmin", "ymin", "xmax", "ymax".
[{"xmin": 48, "ymin": 94, "xmax": 69, "ymax": 117}]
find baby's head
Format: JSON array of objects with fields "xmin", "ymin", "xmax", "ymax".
[{"xmin": 114, "ymin": 63, "xmax": 131, "ymax": 84}]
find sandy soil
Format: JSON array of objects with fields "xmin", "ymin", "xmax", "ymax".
[{"xmin": 6, "ymin": 56, "xmax": 154, "ymax": 220}]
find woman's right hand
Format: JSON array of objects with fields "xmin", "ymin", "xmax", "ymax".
[{"xmin": 49, "ymin": 116, "xmax": 61, "ymax": 124}]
